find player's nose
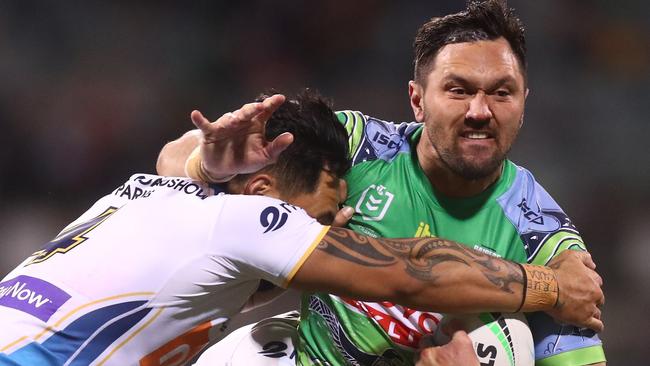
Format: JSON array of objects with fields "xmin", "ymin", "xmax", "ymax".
[{"xmin": 466, "ymin": 92, "xmax": 493, "ymax": 121}]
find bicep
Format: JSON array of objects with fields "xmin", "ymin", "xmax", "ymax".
[{"xmin": 214, "ymin": 196, "xmax": 331, "ymax": 288}]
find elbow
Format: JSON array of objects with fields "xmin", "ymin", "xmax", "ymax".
[{"xmin": 155, "ymin": 143, "xmax": 173, "ymax": 175}]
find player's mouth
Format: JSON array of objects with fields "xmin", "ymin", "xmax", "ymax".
[{"xmin": 459, "ymin": 131, "xmax": 494, "ymax": 140}]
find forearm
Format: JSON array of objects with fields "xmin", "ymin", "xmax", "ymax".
[
  {"xmin": 379, "ymin": 235, "xmax": 560, "ymax": 314},
  {"xmin": 294, "ymin": 228, "xmax": 557, "ymax": 314},
  {"xmin": 389, "ymin": 244, "xmax": 526, "ymax": 314},
  {"xmin": 156, "ymin": 129, "xmax": 201, "ymax": 176}
]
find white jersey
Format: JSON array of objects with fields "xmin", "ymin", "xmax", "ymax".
[{"xmin": 0, "ymin": 174, "xmax": 327, "ymax": 366}]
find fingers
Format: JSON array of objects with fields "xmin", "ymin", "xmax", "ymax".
[
  {"xmin": 593, "ymin": 306, "xmax": 602, "ymax": 321},
  {"xmin": 262, "ymin": 94, "xmax": 286, "ymax": 111},
  {"xmin": 331, "ymin": 206, "xmax": 355, "ymax": 227},
  {"xmin": 449, "ymin": 330, "xmax": 472, "ymax": 346},
  {"xmin": 252, "ymin": 94, "xmax": 286, "ymax": 124},
  {"xmin": 190, "ymin": 110, "xmax": 211, "ymax": 132},
  {"xmin": 592, "ymin": 271, "xmax": 603, "ymax": 287},
  {"xmin": 596, "ymin": 287, "xmax": 605, "ymax": 306},
  {"xmin": 579, "ymin": 251, "xmax": 597, "ymax": 270},
  {"xmin": 417, "ymin": 330, "xmax": 479, "ymax": 366},
  {"xmin": 232, "ymin": 94, "xmax": 285, "ymax": 124},
  {"xmin": 231, "ymin": 101, "xmax": 265, "ymax": 121},
  {"xmin": 265, "ymin": 132, "xmax": 294, "ymax": 161},
  {"xmin": 190, "ymin": 94, "xmax": 286, "ymax": 136},
  {"xmin": 583, "ymin": 316, "xmax": 604, "ymax": 333},
  {"xmin": 417, "ymin": 347, "xmax": 438, "ymax": 366}
]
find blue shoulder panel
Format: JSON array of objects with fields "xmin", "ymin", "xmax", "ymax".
[{"xmin": 350, "ymin": 116, "xmax": 420, "ymax": 166}]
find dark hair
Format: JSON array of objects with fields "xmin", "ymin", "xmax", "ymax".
[
  {"xmin": 413, "ymin": 0, "xmax": 526, "ymax": 85},
  {"xmin": 240, "ymin": 89, "xmax": 350, "ymax": 196}
]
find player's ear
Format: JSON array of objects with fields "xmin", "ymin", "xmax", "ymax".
[
  {"xmin": 243, "ymin": 174, "xmax": 276, "ymax": 196},
  {"xmin": 409, "ymin": 81, "xmax": 425, "ymax": 122}
]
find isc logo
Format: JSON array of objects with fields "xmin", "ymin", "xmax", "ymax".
[
  {"xmin": 260, "ymin": 203, "xmax": 298, "ymax": 233},
  {"xmin": 371, "ymin": 131, "xmax": 400, "ymax": 149},
  {"xmin": 516, "ymin": 198, "xmax": 561, "ymax": 233}
]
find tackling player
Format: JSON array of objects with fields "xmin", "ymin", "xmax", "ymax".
[
  {"xmin": 157, "ymin": 1, "xmax": 607, "ymax": 365},
  {"xmin": 0, "ymin": 91, "xmax": 602, "ymax": 366}
]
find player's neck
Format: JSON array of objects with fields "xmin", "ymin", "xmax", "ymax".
[{"xmin": 416, "ymin": 141, "xmax": 502, "ymax": 198}]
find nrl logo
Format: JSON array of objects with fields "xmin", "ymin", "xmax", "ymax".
[{"xmin": 355, "ymin": 184, "xmax": 394, "ymax": 221}]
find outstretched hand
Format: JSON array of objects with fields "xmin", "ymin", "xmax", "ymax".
[{"xmin": 190, "ymin": 94, "xmax": 294, "ymax": 179}]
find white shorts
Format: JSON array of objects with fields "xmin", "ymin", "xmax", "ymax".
[{"xmin": 193, "ymin": 311, "xmax": 299, "ymax": 366}]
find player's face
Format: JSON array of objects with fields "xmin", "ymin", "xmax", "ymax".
[
  {"xmin": 410, "ymin": 37, "xmax": 527, "ymax": 180},
  {"xmin": 284, "ymin": 170, "xmax": 347, "ymax": 225}
]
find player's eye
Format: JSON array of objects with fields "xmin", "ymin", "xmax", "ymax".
[
  {"xmin": 450, "ymin": 87, "xmax": 466, "ymax": 95},
  {"xmin": 496, "ymin": 89, "xmax": 510, "ymax": 97}
]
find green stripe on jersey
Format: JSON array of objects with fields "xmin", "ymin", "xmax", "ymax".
[
  {"xmin": 528, "ymin": 231, "xmax": 586, "ymax": 265},
  {"xmin": 336, "ymin": 111, "xmax": 366, "ymax": 158},
  {"xmin": 535, "ymin": 345, "xmax": 606, "ymax": 366}
]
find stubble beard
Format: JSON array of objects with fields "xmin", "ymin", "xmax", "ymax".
[{"xmin": 436, "ymin": 143, "xmax": 507, "ymax": 181}]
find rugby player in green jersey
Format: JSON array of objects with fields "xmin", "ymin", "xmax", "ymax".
[
  {"xmin": 159, "ymin": 94, "xmax": 603, "ymax": 366},
  {"xmin": 157, "ymin": 2, "xmax": 606, "ymax": 365}
]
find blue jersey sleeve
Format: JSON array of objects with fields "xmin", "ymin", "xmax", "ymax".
[
  {"xmin": 498, "ymin": 165, "xmax": 606, "ymax": 365},
  {"xmin": 335, "ymin": 111, "xmax": 421, "ymax": 166},
  {"xmin": 528, "ymin": 312, "xmax": 605, "ymax": 365}
]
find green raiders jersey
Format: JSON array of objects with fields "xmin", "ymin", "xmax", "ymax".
[{"xmin": 297, "ymin": 111, "xmax": 605, "ymax": 366}]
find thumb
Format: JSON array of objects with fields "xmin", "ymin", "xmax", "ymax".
[
  {"xmin": 190, "ymin": 110, "xmax": 211, "ymax": 132},
  {"xmin": 332, "ymin": 206, "xmax": 355, "ymax": 227}
]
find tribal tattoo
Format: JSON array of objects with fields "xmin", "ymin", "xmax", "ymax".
[{"xmin": 319, "ymin": 227, "xmax": 523, "ymax": 294}]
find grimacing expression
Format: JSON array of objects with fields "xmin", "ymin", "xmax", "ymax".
[{"xmin": 414, "ymin": 38, "xmax": 527, "ymax": 180}]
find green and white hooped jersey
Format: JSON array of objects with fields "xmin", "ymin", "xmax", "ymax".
[{"xmin": 297, "ymin": 111, "xmax": 605, "ymax": 366}]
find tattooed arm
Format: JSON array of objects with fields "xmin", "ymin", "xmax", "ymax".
[{"xmin": 290, "ymin": 227, "xmax": 604, "ymax": 332}]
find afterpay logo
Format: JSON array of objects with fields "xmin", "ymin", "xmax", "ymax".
[{"xmin": 355, "ymin": 184, "xmax": 394, "ymax": 221}]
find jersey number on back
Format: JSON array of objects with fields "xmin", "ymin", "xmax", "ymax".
[{"xmin": 26, "ymin": 207, "xmax": 119, "ymax": 265}]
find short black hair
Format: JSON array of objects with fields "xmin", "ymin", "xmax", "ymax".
[
  {"xmin": 413, "ymin": 0, "xmax": 526, "ymax": 85},
  {"xmin": 240, "ymin": 89, "xmax": 350, "ymax": 196}
]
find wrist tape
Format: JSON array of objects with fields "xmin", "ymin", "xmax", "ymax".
[
  {"xmin": 184, "ymin": 146, "xmax": 236, "ymax": 183},
  {"xmin": 516, "ymin": 263, "xmax": 559, "ymax": 312}
]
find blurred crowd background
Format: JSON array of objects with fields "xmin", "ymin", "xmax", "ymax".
[{"xmin": 0, "ymin": 0, "xmax": 647, "ymax": 363}]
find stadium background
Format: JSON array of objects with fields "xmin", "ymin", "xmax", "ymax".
[{"xmin": 0, "ymin": 1, "xmax": 647, "ymax": 363}]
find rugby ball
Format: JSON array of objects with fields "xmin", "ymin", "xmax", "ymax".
[{"xmin": 432, "ymin": 312, "xmax": 534, "ymax": 366}]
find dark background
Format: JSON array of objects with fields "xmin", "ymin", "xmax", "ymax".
[{"xmin": 0, "ymin": 1, "xmax": 647, "ymax": 363}]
